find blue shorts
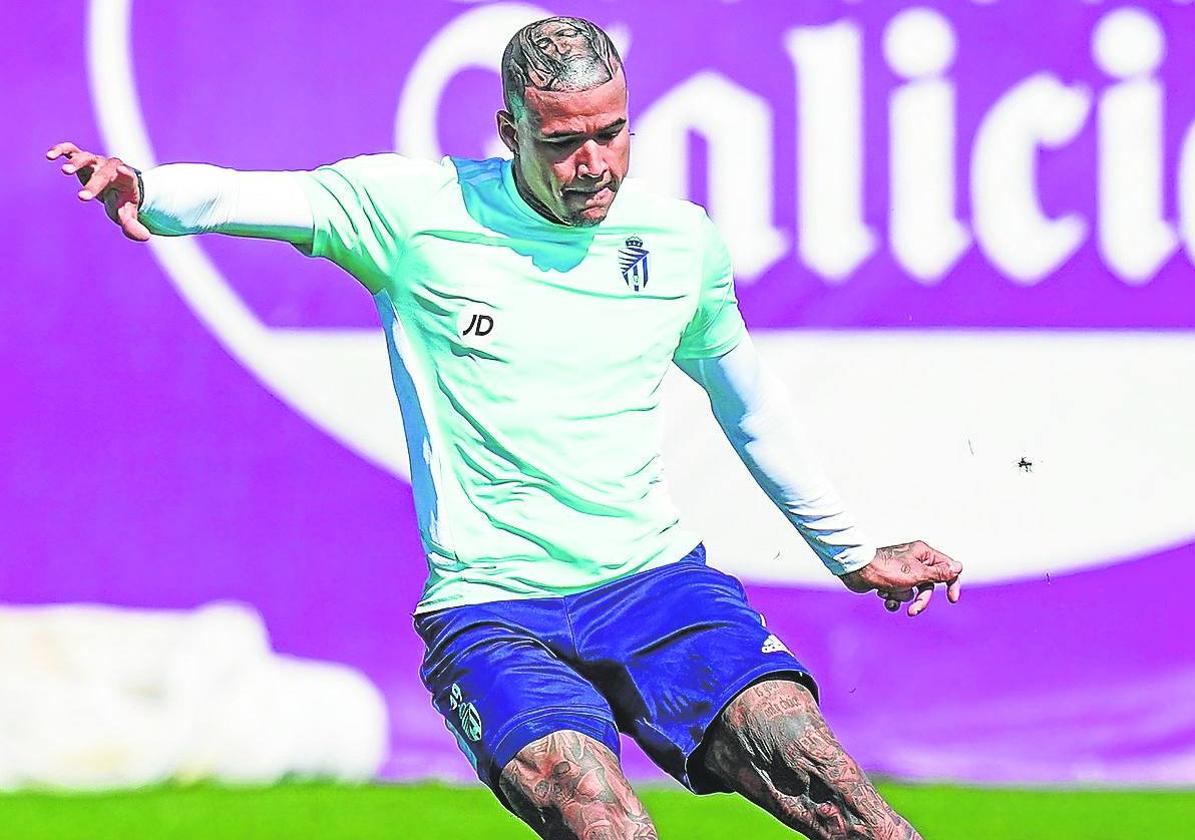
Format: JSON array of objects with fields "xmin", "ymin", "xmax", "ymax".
[{"xmin": 413, "ymin": 543, "xmax": 816, "ymax": 800}]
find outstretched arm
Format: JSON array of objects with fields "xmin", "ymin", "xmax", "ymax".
[
  {"xmin": 46, "ymin": 142, "xmax": 313, "ymax": 246},
  {"xmin": 675, "ymin": 335, "xmax": 962, "ymax": 615},
  {"xmin": 138, "ymin": 164, "xmax": 313, "ymax": 245},
  {"xmin": 675, "ymin": 334, "xmax": 875, "ymax": 576}
]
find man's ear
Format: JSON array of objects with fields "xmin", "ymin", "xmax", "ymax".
[{"xmin": 496, "ymin": 110, "xmax": 518, "ymax": 155}]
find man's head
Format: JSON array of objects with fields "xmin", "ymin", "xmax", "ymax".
[{"xmin": 497, "ymin": 17, "xmax": 629, "ymax": 227}]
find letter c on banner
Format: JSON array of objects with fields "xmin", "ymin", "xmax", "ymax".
[
  {"xmin": 394, "ymin": 3, "xmax": 554, "ymax": 160},
  {"xmin": 971, "ymin": 74, "xmax": 1092, "ymax": 284}
]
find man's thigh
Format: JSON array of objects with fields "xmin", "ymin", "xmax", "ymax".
[
  {"xmin": 414, "ymin": 600, "xmax": 621, "ymax": 804},
  {"xmin": 700, "ymin": 678, "xmax": 921, "ymax": 840},
  {"xmin": 499, "ymin": 730, "xmax": 658, "ymax": 840}
]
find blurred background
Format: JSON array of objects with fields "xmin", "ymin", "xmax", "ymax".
[{"xmin": 6, "ymin": 0, "xmax": 1195, "ymax": 837}]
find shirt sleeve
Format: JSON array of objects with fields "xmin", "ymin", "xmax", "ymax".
[
  {"xmin": 137, "ymin": 165, "xmax": 315, "ymax": 243},
  {"xmin": 675, "ymin": 335, "xmax": 876, "ymax": 576},
  {"xmin": 673, "ymin": 211, "xmax": 748, "ymax": 360},
  {"xmin": 291, "ymin": 153, "xmax": 441, "ymax": 294}
]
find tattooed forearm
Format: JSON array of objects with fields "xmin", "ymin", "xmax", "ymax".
[
  {"xmin": 500, "ymin": 731, "xmax": 658, "ymax": 840},
  {"xmin": 702, "ymin": 680, "xmax": 920, "ymax": 840},
  {"xmin": 502, "ymin": 18, "xmax": 623, "ymax": 117}
]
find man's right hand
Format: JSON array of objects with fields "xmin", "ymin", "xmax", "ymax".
[
  {"xmin": 46, "ymin": 142, "xmax": 151, "ymax": 242},
  {"xmin": 839, "ymin": 540, "xmax": 963, "ymax": 617}
]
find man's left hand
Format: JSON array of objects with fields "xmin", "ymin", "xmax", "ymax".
[{"xmin": 839, "ymin": 541, "xmax": 962, "ymax": 617}]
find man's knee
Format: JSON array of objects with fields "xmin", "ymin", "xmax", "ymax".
[
  {"xmin": 498, "ymin": 730, "xmax": 658, "ymax": 839},
  {"xmin": 740, "ymin": 681, "xmax": 836, "ymax": 775},
  {"xmin": 703, "ymin": 679, "xmax": 920, "ymax": 840},
  {"xmin": 706, "ymin": 679, "xmax": 826, "ymax": 796}
]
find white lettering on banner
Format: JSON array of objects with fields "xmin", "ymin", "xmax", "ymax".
[
  {"xmin": 633, "ymin": 73, "xmax": 787, "ymax": 280},
  {"xmin": 884, "ymin": 8, "xmax": 971, "ymax": 283},
  {"xmin": 1182, "ymin": 122, "xmax": 1195, "ymax": 266},
  {"xmin": 394, "ymin": 2, "xmax": 553, "ymax": 162},
  {"xmin": 971, "ymin": 75, "xmax": 1092, "ymax": 284},
  {"xmin": 784, "ymin": 21, "xmax": 877, "ymax": 282},
  {"xmin": 1094, "ymin": 8, "xmax": 1179, "ymax": 284},
  {"xmin": 390, "ymin": 4, "xmax": 1195, "ymax": 287}
]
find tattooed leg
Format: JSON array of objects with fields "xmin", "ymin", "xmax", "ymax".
[
  {"xmin": 700, "ymin": 680, "xmax": 921, "ymax": 840},
  {"xmin": 499, "ymin": 730, "xmax": 659, "ymax": 840}
]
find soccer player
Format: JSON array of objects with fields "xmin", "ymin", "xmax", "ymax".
[{"xmin": 49, "ymin": 16, "xmax": 961, "ymax": 840}]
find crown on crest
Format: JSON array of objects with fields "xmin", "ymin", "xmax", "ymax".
[{"xmin": 625, "ymin": 235, "xmax": 643, "ymax": 249}]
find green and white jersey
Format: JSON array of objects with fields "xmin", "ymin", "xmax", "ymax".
[{"xmin": 293, "ymin": 154, "xmax": 746, "ymax": 613}]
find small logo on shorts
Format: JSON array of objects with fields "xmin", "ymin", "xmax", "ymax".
[
  {"xmin": 449, "ymin": 683, "xmax": 483, "ymax": 742},
  {"xmin": 761, "ymin": 634, "xmax": 790, "ymax": 655}
]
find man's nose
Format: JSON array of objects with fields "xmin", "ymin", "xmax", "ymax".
[{"xmin": 575, "ymin": 140, "xmax": 607, "ymax": 179}]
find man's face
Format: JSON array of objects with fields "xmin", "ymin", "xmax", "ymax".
[{"xmin": 498, "ymin": 71, "xmax": 630, "ymax": 227}]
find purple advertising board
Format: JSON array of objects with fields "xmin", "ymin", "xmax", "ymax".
[{"xmin": 7, "ymin": 1, "xmax": 1195, "ymax": 785}]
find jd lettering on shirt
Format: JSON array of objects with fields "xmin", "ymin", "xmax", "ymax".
[
  {"xmin": 457, "ymin": 307, "xmax": 497, "ymax": 346},
  {"xmin": 463, "ymin": 313, "xmax": 494, "ymax": 337}
]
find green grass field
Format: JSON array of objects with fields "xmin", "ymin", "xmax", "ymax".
[{"xmin": 1, "ymin": 781, "xmax": 1191, "ymax": 839}]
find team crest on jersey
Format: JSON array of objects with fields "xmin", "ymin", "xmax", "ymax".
[{"xmin": 618, "ymin": 235, "xmax": 650, "ymax": 292}]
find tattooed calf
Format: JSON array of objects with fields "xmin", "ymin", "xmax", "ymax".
[
  {"xmin": 499, "ymin": 730, "xmax": 658, "ymax": 840},
  {"xmin": 701, "ymin": 680, "xmax": 921, "ymax": 840}
]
